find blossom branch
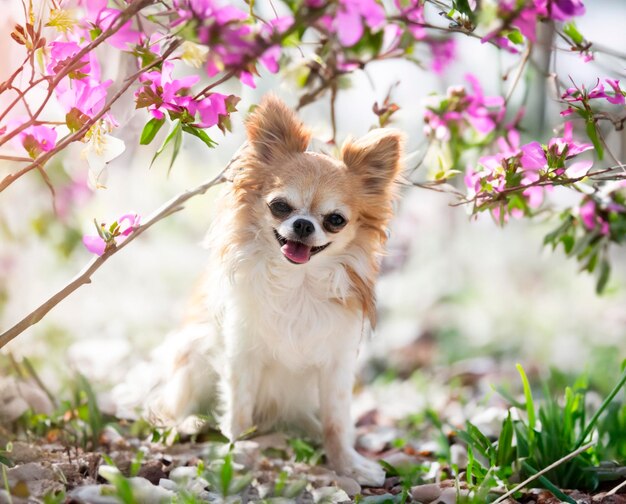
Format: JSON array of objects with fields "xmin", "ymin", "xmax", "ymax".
[
  {"xmin": 0, "ymin": 0, "xmax": 156, "ymax": 149},
  {"xmin": 0, "ymin": 144, "xmax": 247, "ymax": 349},
  {"xmin": 0, "ymin": 40, "xmax": 182, "ymax": 193}
]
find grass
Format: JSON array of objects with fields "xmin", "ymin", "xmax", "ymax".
[{"xmin": 459, "ymin": 362, "xmax": 626, "ymax": 502}]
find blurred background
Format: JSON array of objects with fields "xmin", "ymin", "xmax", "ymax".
[{"xmin": 1, "ymin": 0, "xmax": 625, "ymax": 423}]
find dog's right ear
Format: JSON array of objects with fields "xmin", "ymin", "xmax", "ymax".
[{"xmin": 245, "ymin": 95, "xmax": 311, "ymax": 162}]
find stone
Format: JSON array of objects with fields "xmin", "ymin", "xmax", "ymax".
[
  {"xmin": 434, "ymin": 487, "xmax": 470, "ymax": 504},
  {"xmin": 357, "ymin": 426, "xmax": 400, "ymax": 453},
  {"xmin": 137, "ymin": 460, "xmax": 168, "ymax": 485},
  {"xmin": 169, "ymin": 465, "xmax": 199, "ymax": 483},
  {"xmin": 411, "ymin": 483, "xmax": 442, "ymax": 503},
  {"xmin": 311, "ymin": 486, "xmax": 351, "ymax": 503},
  {"xmin": 69, "ymin": 484, "xmax": 120, "ymax": 504},
  {"xmin": 335, "ymin": 475, "xmax": 361, "ymax": 496},
  {"xmin": 6, "ymin": 462, "xmax": 54, "ymax": 486},
  {"xmin": 129, "ymin": 476, "xmax": 175, "ymax": 503},
  {"xmin": 159, "ymin": 478, "xmax": 178, "ymax": 491},
  {"xmin": 232, "ymin": 440, "xmax": 261, "ymax": 469},
  {"xmin": 6, "ymin": 442, "xmax": 43, "ymax": 464},
  {"xmin": 449, "ymin": 444, "xmax": 468, "ymax": 469}
]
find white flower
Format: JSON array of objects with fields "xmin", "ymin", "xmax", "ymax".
[
  {"xmin": 180, "ymin": 41, "xmax": 209, "ymax": 69},
  {"xmin": 81, "ymin": 121, "xmax": 126, "ymax": 189}
]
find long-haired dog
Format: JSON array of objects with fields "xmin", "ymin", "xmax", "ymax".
[{"xmin": 149, "ymin": 95, "xmax": 404, "ymax": 486}]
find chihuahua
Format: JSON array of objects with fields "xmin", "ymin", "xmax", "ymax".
[{"xmin": 149, "ymin": 95, "xmax": 404, "ymax": 486}]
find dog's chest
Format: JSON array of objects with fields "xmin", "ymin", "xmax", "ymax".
[{"xmin": 233, "ymin": 261, "xmax": 361, "ymax": 367}]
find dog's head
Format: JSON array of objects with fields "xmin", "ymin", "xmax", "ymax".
[{"xmin": 230, "ymin": 95, "xmax": 404, "ymax": 270}]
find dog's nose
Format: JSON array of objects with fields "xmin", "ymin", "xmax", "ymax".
[{"xmin": 293, "ymin": 219, "xmax": 315, "ymax": 239}]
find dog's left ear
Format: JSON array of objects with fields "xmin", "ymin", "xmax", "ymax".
[
  {"xmin": 246, "ymin": 95, "xmax": 311, "ymax": 162},
  {"xmin": 342, "ymin": 129, "xmax": 404, "ymax": 194}
]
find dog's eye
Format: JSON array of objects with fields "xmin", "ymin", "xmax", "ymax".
[
  {"xmin": 269, "ymin": 200, "xmax": 292, "ymax": 217},
  {"xmin": 324, "ymin": 213, "xmax": 347, "ymax": 231}
]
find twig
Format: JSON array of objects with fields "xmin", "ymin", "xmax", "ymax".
[
  {"xmin": 607, "ymin": 478, "xmax": 626, "ymax": 496},
  {"xmin": 0, "ymin": 144, "xmax": 247, "ymax": 349},
  {"xmin": 492, "ymin": 440, "xmax": 596, "ymax": 504},
  {"xmin": 505, "ymin": 43, "xmax": 532, "ymax": 105}
]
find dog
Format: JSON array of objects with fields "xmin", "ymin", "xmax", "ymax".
[{"xmin": 148, "ymin": 95, "xmax": 404, "ymax": 486}]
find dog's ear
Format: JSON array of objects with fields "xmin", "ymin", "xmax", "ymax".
[
  {"xmin": 342, "ymin": 129, "xmax": 404, "ymax": 194},
  {"xmin": 245, "ymin": 95, "xmax": 311, "ymax": 161}
]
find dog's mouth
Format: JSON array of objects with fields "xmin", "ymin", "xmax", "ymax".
[{"xmin": 273, "ymin": 230, "xmax": 330, "ymax": 264}]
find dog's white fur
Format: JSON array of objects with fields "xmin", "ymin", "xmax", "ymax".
[{"xmin": 147, "ymin": 96, "xmax": 403, "ymax": 486}]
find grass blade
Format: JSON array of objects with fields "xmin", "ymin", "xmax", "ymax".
[{"xmin": 576, "ymin": 366, "xmax": 626, "ymax": 449}]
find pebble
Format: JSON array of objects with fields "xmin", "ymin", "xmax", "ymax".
[
  {"xmin": 335, "ymin": 475, "xmax": 361, "ymax": 496},
  {"xmin": 6, "ymin": 462, "xmax": 54, "ymax": 487},
  {"xmin": 357, "ymin": 426, "xmax": 400, "ymax": 453},
  {"xmin": 169, "ymin": 465, "xmax": 199, "ymax": 483},
  {"xmin": 434, "ymin": 487, "xmax": 470, "ymax": 504},
  {"xmin": 449, "ymin": 444, "xmax": 468, "ymax": 468},
  {"xmin": 380, "ymin": 452, "xmax": 422, "ymax": 469},
  {"xmin": 137, "ymin": 460, "xmax": 168, "ymax": 485},
  {"xmin": 6, "ymin": 442, "xmax": 43, "ymax": 464},
  {"xmin": 232, "ymin": 440, "xmax": 261, "ymax": 469},
  {"xmin": 311, "ymin": 486, "xmax": 351, "ymax": 503},
  {"xmin": 411, "ymin": 483, "xmax": 442, "ymax": 503},
  {"xmin": 69, "ymin": 484, "xmax": 121, "ymax": 504},
  {"xmin": 128, "ymin": 476, "xmax": 175, "ymax": 503}
]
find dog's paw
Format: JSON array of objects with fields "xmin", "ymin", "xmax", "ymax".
[{"xmin": 340, "ymin": 450, "xmax": 386, "ymax": 487}]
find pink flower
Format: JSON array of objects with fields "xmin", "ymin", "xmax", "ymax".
[
  {"xmin": 239, "ymin": 71, "xmax": 256, "ymax": 89},
  {"xmin": 136, "ymin": 61, "xmax": 200, "ymax": 120},
  {"xmin": 543, "ymin": 0, "xmax": 585, "ymax": 21},
  {"xmin": 464, "ymin": 74, "xmax": 505, "ymax": 135},
  {"xmin": 605, "ymin": 79, "xmax": 625, "ymax": 105},
  {"xmin": 118, "ymin": 213, "xmax": 141, "ymax": 236},
  {"xmin": 58, "ymin": 79, "xmax": 112, "ymax": 118},
  {"xmin": 84, "ymin": 0, "xmax": 144, "ymax": 49},
  {"xmin": 189, "ymin": 93, "xmax": 228, "ymax": 128},
  {"xmin": 395, "ymin": 0, "xmax": 426, "ymax": 40},
  {"xmin": 579, "ymin": 200, "xmax": 597, "ymax": 230},
  {"xmin": 334, "ymin": 0, "xmax": 385, "ymax": 46},
  {"xmin": 82, "ymin": 213, "xmax": 141, "ymax": 256},
  {"xmin": 520, "ymin": 141, "xmax": 547, "ymax": 170},
  {"xmin": 8, "ymin": 119, "xmax": 57, "ymax": 158},
  {"xmin": 548, "ymin": 122, "xmax": 593, "ymax": 158},
  {"xmin": 429, "ymin": 39, "xmax": 456, "ymax": 75},
  {"xmin": 259, "ymin": 46, "xmax": 281, "ymax": 74},
  {"xmin": 47, "ymin": 41, "xmax": 91, "ymax": 78},
  {"xmin": 82, "ymin": 235, "xmax": 107, "ymax": 256}
]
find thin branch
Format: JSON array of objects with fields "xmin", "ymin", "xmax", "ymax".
[
  {"xmin": 0, "ymin": 144, "xmax": 248, "ymax": 349},
  {"xmin": 492, "ymin": 440, "xmax": 596, "ymax": 504}
]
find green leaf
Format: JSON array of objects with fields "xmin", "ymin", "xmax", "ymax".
[
  {"xmin": 220, "ymin": 453, "xmax": 233, "ymax": 496},
  {"xmin": 507, "ymin": 29, "xmax": 524, "ymax": 45},
  {"xmin": 140, "ymin": 117, "xmax": 165, "ymax": 145},
  {"xmin": 150, "ymin": 120, "xmax": 182, "ymax": 170},
  {"xmin": 596, "ymin": 259, "xmax": 610, "ymax": 294},
  {"xmin": 563, "ymin": 21, "xmax": 584, "ymax": 45},
  {"xmin": 521, "ymin": 461, "xmax": 576, "ymax": 504},
  {"xmin": 585, "ymin": 120, "xmax": 604, "ymax": 160},
  {"xmin": 496, "ymin": 412, "xmax": 514, "ymax": 467},
  {"xmin": 182, "ymin": 125, "xmax": 217, "ymax": 149},
  {"xmin": 516, "ymin": 364, "xmax": 536, "ymax": 448},
  {"xmin": 0, "ymin": 454, "xmax": 14, "ymax": 467}
]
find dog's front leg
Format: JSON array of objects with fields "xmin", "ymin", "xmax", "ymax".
[
  {"xmin": 219, "ymin": 310, "xmax": 260, "ymax": 441},
  {"xmin": 220, "ymin": 349, "xmax": 260, "ymax": 441},
  {"xmin": 319, "ymin": 353, "xmax": 386, "ymax": 487}
]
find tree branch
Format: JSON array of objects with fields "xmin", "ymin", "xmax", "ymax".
[{"xmin": 0, "ymin": 144, "xmax": 248, "ymax": 349}]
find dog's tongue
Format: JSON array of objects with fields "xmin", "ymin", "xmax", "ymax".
[{"xmin": 282, "ymin": 240, "xmax": 312, "ymax": 264}]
